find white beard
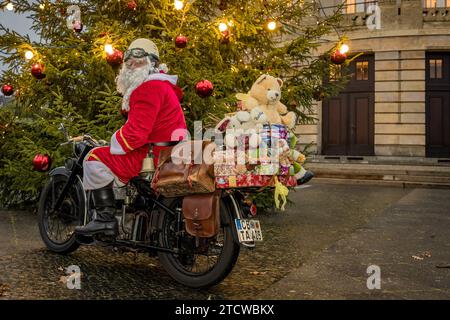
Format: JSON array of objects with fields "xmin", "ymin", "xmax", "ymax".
[
  {"xmin": 116, "ymin": 58, "xmax": 153, "ymax": 111},
  {"xmin": 116, "ymin": 57, "xmax": 175, "ymax": 111}
]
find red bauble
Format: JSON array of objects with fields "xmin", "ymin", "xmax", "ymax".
[
  {"xmin": 73, "ymin": 20, "xmax": 83, "ymax": 33},
  {"xmin": 195, "ymin": 80, "xmax": 214, "ymax": 98},
  {"xmin": 33, "ymin": 154, "xmax": 52, "ymax": 172},
  {"xmin": 127, "ymin": 0, "xmax": 137, "ymax": 10},
  {"xmin": 1, "ymin": 84, "xmax": 14, "ymax": 96},
  {"xmin": 220, "ymin": 30, "xmax": 230, "ymax": 44},
  {"xmin": 330, "ymin": 50, "xmax": 347, "ymax": 65},
  {"xmin": 31, "ymin": 63, "xmax": 46, "ymax": 79},
  {"xmin": 175, "ymin": 35, "xmax": 188, "ymax": 48},
  {"xmin": 218, "ymin": 0, "xmax": 228, "ymax": 10},
  {"xmin": 106, "ymin": 49, "xmax": 124, "ymax": 67}
]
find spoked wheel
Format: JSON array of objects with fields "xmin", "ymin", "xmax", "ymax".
[
  {"xmin": 158, "ymin": 197, "xmax": 240, "ymax": 288},
  {"xmin": 38, "ymin": 173, "xmax": 85, "ymax": 254}
]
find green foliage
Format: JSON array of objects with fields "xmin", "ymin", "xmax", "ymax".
[{"xmin": 0, "ymin": 0, "xmax": 345, "ymax": 207}]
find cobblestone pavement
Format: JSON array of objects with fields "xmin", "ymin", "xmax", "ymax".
[
  {"xmin": 0, "ymin": 182, "xmax": 410, "ymax": 299},
  {"xmin": 258, "ymin": 188, "xmax": 450, "ymax": 299}
]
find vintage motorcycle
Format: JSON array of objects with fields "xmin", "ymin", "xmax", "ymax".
[{"xmin": 36, "ymin": 124, "xmax": 263, "ymax": 288}]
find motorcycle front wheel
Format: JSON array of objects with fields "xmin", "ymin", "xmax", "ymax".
[
  {"xmin": 158, "ymin": 196, "xmax": 240, "ymax": 288},
  {"xmin": 37, "ymin": 173, "xmax": 85, "ymax": 254}
]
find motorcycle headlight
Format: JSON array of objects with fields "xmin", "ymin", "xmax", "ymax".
[{"xmin": 74, "ymin": 142, "xmax": 85, "ymax": 158}]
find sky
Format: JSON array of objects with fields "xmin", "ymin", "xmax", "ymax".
[{"xmin": 0, "ymin": 8, "xmax": 38, "ymax": 73}]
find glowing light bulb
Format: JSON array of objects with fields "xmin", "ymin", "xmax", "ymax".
[
  {"xmin": 39, "ymin": 3, "xmax": 45, "ymax": 9},
  {"xmin": 339, "ymin": 44, "xmax": 349, "ymax": 54},
  {"xmin": 25, "ymin": 51, "xmax": 34, "ymax": 60},
  {"xmin": 104, "ymin": 44, "xmax": 114, "ymax": 55},
  {"xmin": 218, "ymin": 22, "xmax": 228, "ymax": 32},
  {"xmin": 174, "ymin": 0, "xmax": 184, "ymax": 10},
  {"xmin": 267, "ymin": 21, "xmax": 277, "ymax": 31},
  {"xmin": 6, "ymin": 2, "xmax": 14, "ymax": 11}
]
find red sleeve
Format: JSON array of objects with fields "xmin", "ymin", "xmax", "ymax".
[{"xmin": 114, "ymin": 82, "xmax": 162, "ymax": 153}]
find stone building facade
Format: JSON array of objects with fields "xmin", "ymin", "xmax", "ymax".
[{"xmin": 296, "ymin": 0, "xmax": 450, "ymax": 160}]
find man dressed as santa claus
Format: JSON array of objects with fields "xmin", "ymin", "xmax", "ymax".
[{"xmin": 75, "ymin": 38, "xmax": 187, "ymax": 238}]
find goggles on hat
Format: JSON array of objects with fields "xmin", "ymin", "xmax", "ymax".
[{"xmin": 124, "ymin": 48, "xmax": 159, "ymax": 62}]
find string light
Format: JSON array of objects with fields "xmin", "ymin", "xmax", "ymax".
[
  {"xmin": 39, "ymin": 3, "xmax": 45, "ymax": 9},
  {"xmin": 218, "ymin": 22, "xmax": 228, "ymax": 32},
  {"xmin": 104, "ymin": 44, "xmax": 114, "ymax": 55},
  {"xmin": 174, "ymin": 0, "xmax": 184, "ymax": 10},
  {"xmin": 339, "ymin": 44, "xmax": 349, "ymax": 54},
  {"xmin": 267, "ymin": 21, "xmax": 277, "ymax": 31},
  {"xmin": 6, "ymin": 2, "xmax": 14, "ymax": 11},
  {"xmin": 25, "ymin": 51, "xmax": 34, "ymax": 60}
]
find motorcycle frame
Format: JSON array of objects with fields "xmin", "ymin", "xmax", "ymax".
[{"xmin": 48, "ymin": 143, "xmax": 248, "ymax": 253}]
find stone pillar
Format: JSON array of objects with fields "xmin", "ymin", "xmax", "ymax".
[{"xmin": 374, "ymin": 50, "xmax": 426, "ymax": 157}]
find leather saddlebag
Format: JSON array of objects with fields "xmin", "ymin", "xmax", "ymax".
[
  {"xmin": 152, "ymin": 140, "xmax": 216, "ymax": 197},
  {"xmin": 182, "ymin": 192, "xmax": 220, "ymax": 238}
]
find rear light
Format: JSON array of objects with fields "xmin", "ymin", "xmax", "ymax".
[
  {"xmin": 250, "ymin": 204, "xmax": 257, "ymax": 217},
  {"xmin": 241, "ymin": 200, "xmax": 257, "ymax": 218},
  {"xmin": 33, "ymin": 154, "xmax": 52, "ymax": 172}
]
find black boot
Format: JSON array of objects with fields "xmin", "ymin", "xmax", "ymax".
[
  {"xmin": 75, "ymin": 184, "xmax": 117, "ymax": 237},
  {"xmin": 297, "ymin": 170, "xmax": 314, "ymax": 185}
]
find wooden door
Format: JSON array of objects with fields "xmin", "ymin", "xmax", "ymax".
[
  {"xmin": 322, "ymin": 54, "xmax": 375, "ymax": 156},
  {"xmin": 426, "ymin": 52, "xmax": 450, "ymax": 158}
]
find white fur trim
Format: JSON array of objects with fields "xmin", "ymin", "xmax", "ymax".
[
  {"xmin": 146, "ymin": 73, "xmax": 178, "ymax": 85},
  {"xmin": 110, "ymin": 131, "xmax": 126, "ymax": 155}
]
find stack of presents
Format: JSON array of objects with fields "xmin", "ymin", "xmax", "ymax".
[{"xmin": 213, "ymin": 74, "xmax": 314, "ymax": 208}]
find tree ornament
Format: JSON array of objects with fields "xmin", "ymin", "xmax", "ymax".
[
  {"xmin": 106, "ymin": 49, "xmax": 123, "ymax": 66},
  {"xmin": 175, "ymin": 35, "xmax": 188, "ymax": 48},
  {"xmin": 31, "ymin": 63, "xmax": 46, "ymax": 79},
  {"xmin": 1, "ymin": 84, "xmax": 14, "ymax": 96},
  {"xmin": 195, "ymin": 80, "xmax": 214, "ymax": 98},
  {"xmin": 33, "ymin": 154, "xmax": 52, "ymax": 172},
  {"xmin": 330, "ymin": 50, "xmax": 347, "ymax": 65},
  {"xmin": 127, "ymin": 0, "xmax": 137, "ymax": 10},
  {"xmin": 218, "ymin": 0, "xmax": 228, "ymax": 11},
  {"xmin": 73, "ymin": 20, "xmax": 83, "ymax": 33},
  {"xmin": 331, "ymin": 44, "xmax": 349, "ymax": 65},
  {"xmin": 220, "ymin": 30, "xmax": 231, "ymax": 44}
]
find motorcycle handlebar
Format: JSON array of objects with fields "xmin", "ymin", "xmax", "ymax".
[{"xmin": 60, "ymin": 135, "xmax": 107, "ymax": 147}]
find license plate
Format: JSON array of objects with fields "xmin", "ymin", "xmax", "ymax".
[{"xmin": 234, "ymin": 219, "xmax": 263, "ymax": 242}]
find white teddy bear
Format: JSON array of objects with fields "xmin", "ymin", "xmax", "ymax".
[{"xmin": 216, "ymin": 107, "xmax": 267, "ymax": 149}]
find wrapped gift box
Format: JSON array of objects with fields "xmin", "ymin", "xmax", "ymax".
[
  {"xmin": 214, "ymin": 124, "xmax": 295, "ymax": 184},
  {"xmin": 215, "ymin": 174, "xmax": 297, "ymax": 189}
]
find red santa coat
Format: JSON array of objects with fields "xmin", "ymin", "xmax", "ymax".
[{"xmin": 88, "ymin": 77, "xmax": 187, "ymax": 184}]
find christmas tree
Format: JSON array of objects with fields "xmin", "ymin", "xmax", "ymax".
[{"xmin": 0, "ymin": 0, "xmax": 345, "ymax": 207}]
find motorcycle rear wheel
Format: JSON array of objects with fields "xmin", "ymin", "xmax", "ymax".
[
  {"xmin": 38, "ymin": 174, "xmax": 84, "ymax": 254},
  {"xmin": 158, "ymin": 197, "xmax": 240, "ymax": 288}
]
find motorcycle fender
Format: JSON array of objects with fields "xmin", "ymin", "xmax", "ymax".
[
  {"xmin": 48, "ymin": 166, "xmax": 88, "ymax": 225},
  {"xmin": 49, "ymin": 166, "xmax": 72, "ymax": 178},
  {"xmin": 222, "ymin": 193, "xmax": 255, "ymax": 248}
]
